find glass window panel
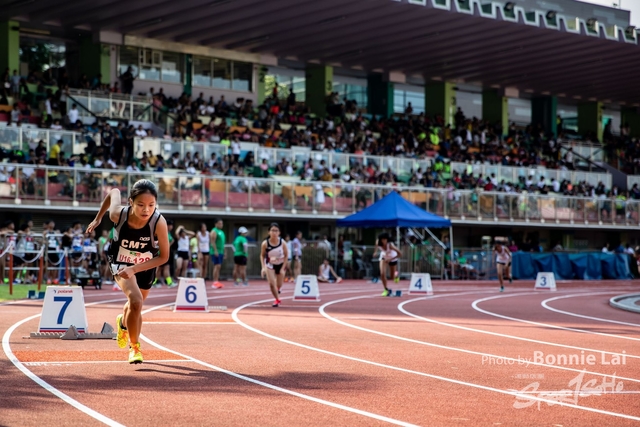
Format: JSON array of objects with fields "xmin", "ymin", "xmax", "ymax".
[
  {"xmin": 405, "ymin": 91, "xmax": 425, "ymax": 114},
  {"xmin": 193, "ymin": 56, "xmax": 212, "ymax": 87},
  {"xmin": 161, "ymin": 51, "xmax": 182, "ymax": 83},
  {"xmin": 118, "ymin": 46, "xmax": 139, "ymax": 76},
  {"xmin": 140, "ymin": 65, "xmax": 160, "ymax": 81},
  {"xmin": 394, "ymin": 90, "xmax": 405, "ymax": 113},
  {"xmin": 232, "ymin": 61, "xmax": 252, "ymax": 92},
  {"xmin": 213, "ymin": 59, "xmax": 232, "ymax": 89}
]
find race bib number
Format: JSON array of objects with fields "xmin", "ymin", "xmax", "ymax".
[
  {"xmin": 269, "ymin": 256, "xmax": 284, "ymax": 264},
  {"xmin": 117, "ymin": 246, "xmax": 152, "ymax": 265}
]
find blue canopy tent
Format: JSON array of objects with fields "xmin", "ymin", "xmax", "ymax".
[{"xmin": 337, "ymin": 191, "xmax": 453, "ymax": 277}]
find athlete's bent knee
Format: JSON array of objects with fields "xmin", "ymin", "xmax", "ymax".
[{"xmin": 128, "ymin": 297, "xmax": 143, "ymax": 312}]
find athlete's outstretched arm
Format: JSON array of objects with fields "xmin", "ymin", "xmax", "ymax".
[
  {"xmin": 86, "ymin": 188, "xmax": 123, "ymax": 234},
  {"xmin": 260, "ymin": 240, "xmax": 267, "ymax": 278}
]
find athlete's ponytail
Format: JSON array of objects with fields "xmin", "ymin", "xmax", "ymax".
[{"xmin": 129, "ymin": 179, "xmax": 158, "ymax": 201}]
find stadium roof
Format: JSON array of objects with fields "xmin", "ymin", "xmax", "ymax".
[{"xmin": 5, "ymin": 0, "xmax": 640, "ymax": 105}]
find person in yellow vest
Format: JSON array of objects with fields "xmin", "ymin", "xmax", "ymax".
[{"xmin": 48, "ymin": 140, "xmax": 63, "ymax": 166}]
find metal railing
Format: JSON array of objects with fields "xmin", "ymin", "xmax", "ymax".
[
  {"xmin": 0, "ymin": 164, "xmax": 637, "ymax": 227},
  {"xmin": 0, "ymin": 126, "xmax": 87, "ymax": 157},
  {"xmin": 67, "ymin": 89, "xmax": 152, "ymax": 122},
  {"xmin": 0, "ymin": 118, "xmax": 615, "ymax": 189},
  {"xmin": 449, "ymin": 162, "xmax": 611, "ymax": 190}
]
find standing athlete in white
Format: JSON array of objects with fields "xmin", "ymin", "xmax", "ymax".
[
  {"xmin": 261, "ymin": 223, "xmax": 288, "ymax": 307},
  {"xmin": 494, "ymin": 242, "xmax": 512, "ymax": 292},
  {"xmin": 373, "ymin": 233, "xmax": 401, "ymax": 297}
]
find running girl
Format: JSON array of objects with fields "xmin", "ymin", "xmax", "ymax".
[
  {"xmin": 373, "ymin": 233, "xmax": 400, "ymax": 297},
  {"xmin": 260, "ymin": 223, "xmax": 288, "ymax": 307},
  {"xmin": 494, "ymin": 241, "xmax": 512, "ymax": 292},
  {"xmin": 86, "ymin": 180, "xmax": 170, "ymax": 364}
]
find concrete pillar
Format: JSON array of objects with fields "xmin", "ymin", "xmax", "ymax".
[
  {"xmin": 0, "ymin": 21, "xmax": 20, "ymax": 76},
  {"xmin": 531, "ymin": 96, "xmax": 558, "ymax": 136},
  {"xmin": 621, "ymin": 106, "xmax": 640, "ymax": 138},
  {"xmin": 256, "ymin": 65, "xmax": 268, "ymax": 106},
  {"xmin": 305, "ymin": 64, "xmax": 332, "ymax": 117},
  {"xmin": 183, "ymin": 54, "xmax": 192, "ymax": 96},
  {"xmin": 425, "ymin": 81, "xmax": 455, "ymax": 126},
  {"xmin": 578, "ymin": 101, "xmax": 603, "ymax": 142},
  {"xmin": 367, "ymin": 73, "xmax": 394, "ymax": 118},
  {"xmin": 482, "ymin": 89, "xmax": 509, "ymax": 137},
  {"xmin": 80, "ymin": 37, "xmax": 111, "ymax": 84}
]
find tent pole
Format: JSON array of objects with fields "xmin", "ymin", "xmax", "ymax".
[
  {"xmin": 424, "ymin": 227, "xmax": 444, "ymax": 247},
  {"xmin": 334, "ymin": 226, "xmax": 339, "ymax": 273},
  {"xmin": 449, "ymin": 226, "xmax": 454, "ymax": 280}
]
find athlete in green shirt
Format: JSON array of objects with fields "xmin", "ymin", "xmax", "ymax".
[
  {"xmin": 210, "ymin": 218, "xmax": 225, "ymax": 288},
  {"xmin": 233, "ymin": 226, "xmax": 249, "ymax": 286}
]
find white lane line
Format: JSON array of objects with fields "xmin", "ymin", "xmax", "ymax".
[
  {"xmin": 2, "ymin": 289, "xmax": 274, "ymax": 427},
  {"xmin": 2, "ymin": 297, "xmax": 129, "ymax": 427},
  {"xmin": 232, "ymin": 296, "xmax": 640, "ymax": 422},
  {"xmin": 23, "ymin": 359, "xmax": 192, "ymax": 366},
  {"xmin": 400, "ymin": 296, "xmax": 640, "ymax": 359},
  {"xmin": 319, "ymin": 292, "xmax": 640, "ymax": 384},
  {"xmin": 472, "ymin": 293, "xmax": 640, "ymax": 357},
  {"xmin": 541, "ymin": 293, "xmax": 640, "ymax": 328},
  {"xmin": 144, "ymin": 322, "xmax": 238, "ymax": 325},
  {"xmin": 140, "ymin": 288, "xmax": 418, "ymax": 427}
]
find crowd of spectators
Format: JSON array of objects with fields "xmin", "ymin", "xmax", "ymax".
[{"xmin": 4, "ymin": 66, "xmax": 640, "ymax": 204}]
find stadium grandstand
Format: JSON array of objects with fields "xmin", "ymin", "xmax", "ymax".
[{"xmin": 0, "ymin": 0, "xmax": 640, "ymax": 279}]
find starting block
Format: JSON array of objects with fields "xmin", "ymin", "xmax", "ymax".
[
  {"xmin": 174, "ymin": 277, "xmax": 209, "ymax": 311},
  {"xmin": 293, "ymin": 275, "xmax": 320, "ymax": 301},
  {"xmin": 27, "ymin": 290, "xmax": 45, "ymax": 299},
  {"xmin": 38, "ymin": 286, "xmax": 88, "ymax": 333},
  {"xmin": 408, "ymin": 273, "xmax": 433, "ymax": 295},
  {"xmin": 30, "ymin": 322, "xmax": 116, "ymax": 340},
  {"xmin": 535, "ymin": 272, "xmax": 557, "ymax": 291},
  {"xmin": 393, "ymin": 290, "xmax": 402, "ymax": 297}
]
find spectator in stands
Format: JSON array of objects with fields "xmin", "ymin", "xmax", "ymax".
[
  {"xmin": 91, "ymin": 74, "xmax": 102, "ymax": 90},
  {"xmin": 67, "ymin": 104, "xmax": 79, "ymax": 128},
  {"xmin": 48, "ymin": 139, "xmax": 63, "ymax": 166},
  {"xmin": 10, "ymin": 103, "xmax": 20, "ymax": 124},
  {"xmin": 10, "ymin": 70, "xmax": 19, "ymax": 98},
  {"xmin": 101, "ymin": 123, "xmax": 114, "ymax": 158},
  {"xmin": 119, "ymin": 67, "xmax": 136, "ymax": 95},
  {"xmin": 602, "ymin": 243, "xmax": 611, "ymax": 253},
  {"xmin": 135, "ymin": 125, "xmax": 147, "ymax": 138}
]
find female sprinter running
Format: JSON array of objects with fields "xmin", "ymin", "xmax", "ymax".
[
  {"xmin": 261, "ymin": 223, "xmax": 288, "ymax": 307},
  {"xmin": 86, "ymin": 180, "xmax": 169, "ymax": 364},
  {"xmin": 373, "ymin": 233, "xmax": 400, "ymax": 297},
  {"xmin": 494, "ymin": 241, "xmax": 512, "ymax": 292}
]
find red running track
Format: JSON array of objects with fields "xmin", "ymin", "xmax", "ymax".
[{"xmin": 1, "ymin": 280, "xmax": 640, "ymax": 426}]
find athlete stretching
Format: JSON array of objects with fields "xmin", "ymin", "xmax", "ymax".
[{"xmin": 86, "ymin": 180, "xmax": 170, "ymax": 364}]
